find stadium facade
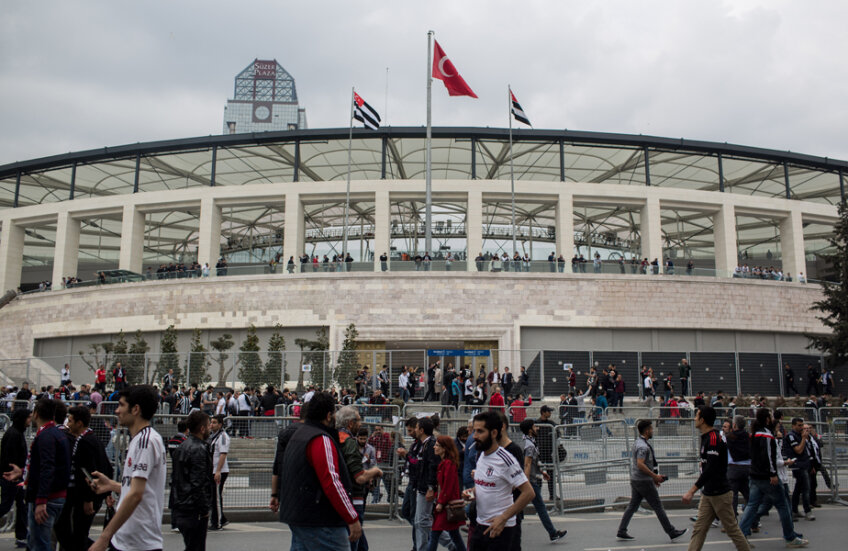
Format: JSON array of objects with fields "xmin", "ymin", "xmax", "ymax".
[{"xmin": 0, "ymin": 127, "xmax": 845, "ymax": 395}]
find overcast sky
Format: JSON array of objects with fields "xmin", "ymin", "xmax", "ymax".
[{"xmin": 1, "ymin": 0, "xmax": 846, "ymax": 166}]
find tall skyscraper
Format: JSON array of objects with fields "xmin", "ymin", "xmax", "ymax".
[{"xmin": 223, "ymin": 59, "xmax": 307, "ymax": 134}]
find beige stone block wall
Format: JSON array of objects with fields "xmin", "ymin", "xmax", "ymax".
[{"xmin": 0, "ymin": 273, "xmax": 827, "ymax": 360}]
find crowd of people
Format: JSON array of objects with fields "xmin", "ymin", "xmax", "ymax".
[
  {"xmin": 734, "ymin": 264, "xmax": 806, "ymax": 282},
  {"xmin": 0, "ymin": 354, "xmax": 844, "ymax": 551}
]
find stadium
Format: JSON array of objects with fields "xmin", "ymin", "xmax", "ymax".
[{"xmin": 0, "ymin": 124, "xmax": 845, "ymax": 398}]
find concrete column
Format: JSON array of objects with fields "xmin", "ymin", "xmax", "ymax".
[
  {"xmin": 197, "ymin": 197, "xmax": 222, "ymax": 272},
  {"xmin": 373, "ymin": 190, "xmax": 390, "ymax": 271},
  {"xmin": 466, "ymin": 190, "xmax": 483, "ymax": 271},
  {"xmin": 640, "ymin": 196, "xmax": 663, "ymax": 273},
  {"xmin": 52, "ymin": 212, "xmax": 80, "ymax": 289},
  {"xmin": 283, "ymin": 193, "xmax": 305, "ymax": 266},
  {"xmin": 0, "ymin": 219, "xmax": 25, "ymax": 292},
  {"xmin": 555, "ymin": 192, "xmax": 574, "ymax": 259},
  {"xmin": 119, "ymin": 204, "xmax": 145, "ymax": 273},
  {"xmin": 713, "ymin": 203, "xmax": 737, "ymax": 277},
  {"xmin": 780, "ymin": 208, "xmax": 807, "ymax": 281}
]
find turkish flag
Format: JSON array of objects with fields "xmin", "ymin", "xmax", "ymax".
[{"xmin": 432, "ymin": 40, "xmax": 478, "ymax": 98}]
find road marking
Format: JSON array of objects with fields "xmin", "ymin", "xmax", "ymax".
[{"xmin": 584, "ymin": 538, "xmax": 781, "ymax": 551}]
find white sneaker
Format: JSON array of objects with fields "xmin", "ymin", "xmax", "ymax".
[
  {"xmin": 786, "ymin": 537, "xmax": 809, "ymax": 548},
  {"xmin": 711, "ymin": 519, "xmax": 720, "ymax": 528},
  {"xmin": 804, "ymin": 512, "xmax": 815, "ymax": 521}
]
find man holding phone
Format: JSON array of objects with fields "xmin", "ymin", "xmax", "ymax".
[
  {"xmin": 617, "ymin": 420, "xmax": 687, "ymax": 542},
  {"xmin": 87, "ymin": 385, "xmax": 166, "ymax": 551},
  {"xmin": 55, "ymin": 405, "xmax": 112, "ymax": 551}
]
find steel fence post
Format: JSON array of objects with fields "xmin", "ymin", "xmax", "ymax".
[
  {"xmin": 540, "ymin": 350, "xmax": 545, "ymax": 399},
  {"xmin": 734, "ymin": 351, "xmax": 741, "ymax": 396},
  {"xmin": 778, "ymin": 352, "xmax": 785, "ymax": 397}
]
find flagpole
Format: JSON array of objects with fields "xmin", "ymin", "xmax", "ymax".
[
  {"xmin": 509, "ymin": 85, "xmax": 517, "ymax": 256},
  {"xmin": 425, "ymin": 30, "xmax": 433, "ymax": 257},
  {"xmin": 343, "ymin": 87, "xmax": 354, "ymax": 261}
]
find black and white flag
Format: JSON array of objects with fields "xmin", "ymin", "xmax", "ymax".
[
  {"xmin": 353, "ymin": 91, "xmax": 381, "ymax": 130},
  {"xmin": 510, "ymin": 90, "xmax": 531, "ymax": 126}
]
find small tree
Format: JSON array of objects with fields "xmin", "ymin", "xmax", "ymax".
[
  {"xmin": 808, "ymin": 199, "xmax": 848, "ymax": 370},
  {"xmin": 112, "ymin": 331, "xmax": 129, "ymax": 383},
  {"xmin": 294, "ymin": 327, "xmax": 329, "ymax": 391},
  {"xmin": 78, "ymin": 342, "xmax": 115, "ymax": 375},
  {"xmin": 156, "ymin": 325, "xmax": 181, "ymax": 386},
  {"xmin": 264, "ymin": 324, "xmax": 286, "ymax": 388},
  {"xmin": 336, "ymin": 323, "xmax": 359, "ymax": 390},
  {"xmin": 210, "ymin": 333, "xmax": 235, "ymax": 385},
  {"xmin": 127, "ymin": 330, "xmax": 150, "ymax": 384},
  {"xmin": 186, "ymin": 328, "xmax": 211, "ymax": 384},
  {"xmin": 237, "ymin": 324, "xmax": 263, "ymax": 388}
]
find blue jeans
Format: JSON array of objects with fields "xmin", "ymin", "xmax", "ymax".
[
  {"xmin": 290, "ymin": 525, "xmax": 351, "ymax": 551},
  {"xmin": 27, "ymin": 498, "xmax": 65, "ymax": 551},
  {"xmin": 739, "ymin": 478, "xmax": 799, "ymax": 542},
  {"xmin": 427, "ymin": 529, "xmax": 466, "ymax": 551},
  {"xmin": 530, "ymin": 481, "xmax": 557, "ymax": 537},
  {"xmin": 351, "ymin": 503, "xmax": 368, "ymax": 551}
]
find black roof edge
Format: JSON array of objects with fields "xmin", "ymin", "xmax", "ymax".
[{"xmin": 1, "ymin": 126, "xmax": 846, "ymax": 180}]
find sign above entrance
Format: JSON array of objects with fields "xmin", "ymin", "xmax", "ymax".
[{"xmin": 427, "ymin": 349, "xmax": 490, "ymax": 357}]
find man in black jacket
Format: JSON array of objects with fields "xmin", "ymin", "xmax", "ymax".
[
  {"xmin": 413, "ymin": 416, "xmax": 438, "ymax": 551},
  {"xmin": 0, "ymin": 408, "xmax": 30, "ymax": 546},
  {"xmin": 725, "ymin": 415, "xmax": 751, "ymax": 518},
  {"xmin": 171, "ymin": 411, "xmax": 213, "ymax": 551},
  {"xmin": 682, "ymin": 406, "xmax": 750, "ymax": 551},
  {"xmin": 55, "ymin": 405, "xmax": 112, "ymax": 551},
  {"xmin": 2, "ymin": 399, "xmax": 71, "ymax": 551},
  {"xmin": 279, "ymin": 392, "xmax": 361, "ymax": 547},
  {"xmin": 737, "ymin": 408, "xmax": 807, "ymax": 547}
]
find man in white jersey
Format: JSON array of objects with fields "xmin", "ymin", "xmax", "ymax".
[
  {"xmin": 208, "ymin": 414, "xmax": 230, "ymax": 530},
  {"xmin": 463, "ymin": 411, "xmax": 534, "ymax": 551},
  {"xmin": 89, "ymin": 385, "xmax": 166, "ymax": 551}
]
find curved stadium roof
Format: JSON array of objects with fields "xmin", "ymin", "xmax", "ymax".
[{"xmin": 1, "ymin": 127, "xmax": 844, "ymax": 268}]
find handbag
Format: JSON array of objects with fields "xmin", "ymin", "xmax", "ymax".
[{"xmin": 445, "ymin": 499, "xmax": 467, "ymax": 523}]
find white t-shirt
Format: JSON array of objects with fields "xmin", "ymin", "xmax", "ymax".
[
  {"xmin": 474, "ymin": 446, "xmax": 528, "ymax": 527},
  {"xmin": 303, "ymin": 390, "xmax": 315, "ymax": 403},
  {"xmin": 112, "ymin": 425, "xmax": 166, "ymax": 551},
  {"xmin": 216, "ymin": 397, "xmax": 226, "ymax": 415},
  {"xmin": 210, "ymin": 429, "xmax": 230, "ymax": 474},
  {"xmin": 644, "ymin": 376, "xmax": 652, "ymax": 389}
]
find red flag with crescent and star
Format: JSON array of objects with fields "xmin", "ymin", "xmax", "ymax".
[{"xmin": 432, "ymin": 40, "xmax": 478, "ymax": 98}]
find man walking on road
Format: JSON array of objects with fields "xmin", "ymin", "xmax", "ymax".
[
  {"xmin": 2, "ymin": 399, "xmax": 71, "ymax": 551},
  {"xmin": 616, "ymin": 420, "xmax": 687, "ymax": 542},
  {"xmin": 171, "ymin": 410, "xmax": 213, "ymax": 551},
  {"xmin": 279, "ymin": 392, "xmax": 361, "ymax": 549},
  {"xmin": 682, "ymin": 406, "xmax": 750, "ymax": 551},
  {"xmin": 464, "ymin": 411, "xmax": 535, "ymax": 551},
  {"xmin": 737, "ymin": 408, "xmax": 808, "ymax": 548},
  {"xmin": 88, "ymin": 385, "xmax": 167, "ymax": 551},
  {"xmin": 519, "ymin": 420, "xmax": 567, "ymax": 543}
]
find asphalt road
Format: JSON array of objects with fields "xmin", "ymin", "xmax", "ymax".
[{"xmin": 1, "ymin": 504, "xmax": 843, "ymax": 550}]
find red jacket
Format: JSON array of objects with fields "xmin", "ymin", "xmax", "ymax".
[
  {"xmin": 432, "ymin": 459, "xmax": 464, "ymax": 531},
  {"xmin": 510, "ymin": 396, "xmax": 532, "ymax": 422},
  {"xmin": 489, "ymin": 392, "xmax": 504, "ymax": 409}
]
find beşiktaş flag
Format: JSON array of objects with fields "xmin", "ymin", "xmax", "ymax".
[
  {"xmin": 353, "ymin": 91, "xmax": 381, "ymax": 130},
  {"xmin": 510, "ymin": 90, "xmax": 531, "ymax": 126}
]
